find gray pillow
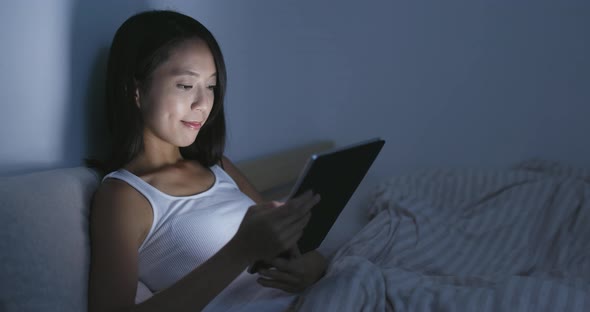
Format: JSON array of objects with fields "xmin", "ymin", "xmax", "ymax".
[{"xmin": 0, "ymin": 167, "xmax": 99, "ymax": 312}]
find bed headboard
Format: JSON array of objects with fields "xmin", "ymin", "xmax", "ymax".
[{"xmin": 235, "ymin": 140, "xmax": 335, "ymax": 200}]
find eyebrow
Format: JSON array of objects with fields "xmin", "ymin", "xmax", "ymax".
[{"xmin": 171, "ymin": 69, "xmax": 217, "ymax": 78}]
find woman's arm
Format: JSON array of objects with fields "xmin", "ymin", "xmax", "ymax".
[{"xmin": 221, "ymin": 156, "xmax": 265, "ymax": 204}]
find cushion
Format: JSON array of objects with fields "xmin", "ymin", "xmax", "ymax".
[{"xmin": 0, "ymin": 167, "xmax": 100, "ymax": 312}]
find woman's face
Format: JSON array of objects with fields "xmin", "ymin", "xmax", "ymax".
[{"xmin": 137, "ymin": 38, "xmax": 217, "ymax": 148}]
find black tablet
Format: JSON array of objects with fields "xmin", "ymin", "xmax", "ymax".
[
  {"xmin": 289, "ymin": 137, "xmax": 385, "ymax": 254},
  {"xmin": 248, "ymin": 138, "xmax": 385, "ymax": 273}
]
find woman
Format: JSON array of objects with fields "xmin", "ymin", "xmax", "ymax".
[{"xmin": 88, "ymin": 10, "xmax": 326, "ymax": 312}]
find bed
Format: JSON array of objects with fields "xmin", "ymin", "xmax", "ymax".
[{"xmin": 286, "ymin": 158, "xmax": 590, "ymax": 311}]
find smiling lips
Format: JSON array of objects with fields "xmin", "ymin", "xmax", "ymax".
[{"xmin": 181, "ymin": 121, "xmax": 202, "ymax": 130}]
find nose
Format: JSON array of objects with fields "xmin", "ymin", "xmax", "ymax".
[{"xmin": 190, "ymin": 88, "xmax": 209, "ymax": 112}]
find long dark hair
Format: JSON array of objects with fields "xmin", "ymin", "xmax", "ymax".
[{"xmin": 90, "ymin": 10, "xmax": 227, "ymax": 174}]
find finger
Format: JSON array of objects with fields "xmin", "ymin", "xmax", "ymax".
[
  {"xmin": 251, "ymin": 201, "xmax": 287, "ymax": 220},
  {"xmin": 279, "ymin": 206, "xmax": 312, "ymax": 229},
  {"xmin": 270, "ymin": 201, "xmax": 284, "ymax": 208},
  {"xmin": 257, "ymin": 277, "xmax": 300, "ymax": 293},
  {"xmin": 279, "ymin": 245, "xmax": 301, "ymax": 260},
  {"xmin": 258, "ymin": 268, "xmax": 300, "ymax": 284},
  {"xmin": 269, "ymin": 257, "xmax": 289, "ymax": 270},
  {"xmin": 279, "ymin": 191, "xmax": 310, "ymax": 212},
  {"xmin": 282, "ymin": 194, "xmax": 317, "ymax": 221},
  {"xmin": 249, "ymin": 202, "xmax": 276, "ymax": 216},
  {"xmin": 288, "ymin": 193, "xmax": 320, "ymax": 220},
  {"xmin": 285, "ymin": 209, "xmax": 312, "ymax": 232},
  {"xmin": 283, "ymin": 191, "xmax": 314, "ymax": 212},
  {"xmin": 270, "ymin": 258, "xmax": 304, "ymax": 276},
  {"xmin": 294, "ymin": 192, "xmax": 320, "ymax": 211},
  {"xmin": 290, "ymin": 190, "xmax": 314, "ymax": 203},
  {"xmin": 278, "ymin": 213, "xmax": 311, "ymax": 247},
  {"xmin": 272, "ymin": 205, "xmax": 312, "ymax": 230},
  {"xmin": 249, "ymin": 260, "xmax": 273, "ymax": 274},
  {"xmin": 288, "ymin": 245, "xmax": 302, "ymax": 259},
  {"xmin": 273, "ymin": 204, "xmax": 312, "ymax": 245},
  {"xmin": 305, "ymin": 193, "xmax": 321, "ymax": 210},
  {"xmin": 272, "ymin": 193, "xmax": 319, "ymax": 226}
]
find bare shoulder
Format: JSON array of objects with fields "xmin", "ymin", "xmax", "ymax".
[
  {"xmin": 94, "ymin": 178, "xmax": 146, "ymax": 205},
  {"xmin": 219, "ymin": 156, "xmax": 265, "ymax": 204},
  {"xmin": 219, "ymin": 155, "xmax": 234, "ymax": 171},
  {"xmin": 219, "ymin": 156, "xmax": 240, "ymax": 183},
  {"xmin": 88, "ymin": 178, "xmax": 153, "ymax": 311},
  {"xmin": 94, "ymin": 177, "xmax": 146, "ymax": 205},
  {"xmin": 91, "ymin": 178, "xmax": 152, "ymax": 245},
  {"xmin": 220, "ymin": 155, "xmax": 240, "ymax": 176}
]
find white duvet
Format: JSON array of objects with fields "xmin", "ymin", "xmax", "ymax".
[{"xmin": 292, "ymin": 159, "xmax": 590, "ymax": 311}]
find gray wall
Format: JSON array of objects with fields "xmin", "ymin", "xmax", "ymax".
[
  {"xmin": 0, "ymin": 0, "xmax": 151, "ymax": 175},
  {"xmin": 1, "ymin": 0, "xmax": 589, "ymax": 179}
]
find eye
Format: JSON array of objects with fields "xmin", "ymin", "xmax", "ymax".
[
  {"xmin": 208, "ymin": 85, "xmax": 217, "ymax": 91},
  {"xmin": 177, "ymin": 84, "xmax": 193, "ymax": 90}
]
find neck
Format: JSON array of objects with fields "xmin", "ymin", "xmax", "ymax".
[{"xmin": 127, "ymin": 133, "xmax": 185, "ymax": 174}]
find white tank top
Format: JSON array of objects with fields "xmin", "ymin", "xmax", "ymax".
[{"xmin": 102, "ymin": 164, "xmax": 296, "ymax": 311}]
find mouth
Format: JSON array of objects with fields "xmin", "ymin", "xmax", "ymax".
[{"xmin": 181, "ymin": 120, "xmax": 202, "ymax": 130}]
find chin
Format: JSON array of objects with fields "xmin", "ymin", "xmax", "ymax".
[{"xmin": 177, "ymin": 134, "xmax": 199, "ymax": 147}]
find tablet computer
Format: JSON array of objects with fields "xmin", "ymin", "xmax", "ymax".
[
  {"xmin": 248, "ymin": 137, "xmax": 385, "ymax": 273},
  {"xmin": 289, "ymin": 137, "xmax": 385, "ymax": 253}
]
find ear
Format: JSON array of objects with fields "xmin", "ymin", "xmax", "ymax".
[
  {"xmin": 134, "ymin": 87, "xmax": 141, "ymax": 109},
  {"xmin": 133, "ymin": 78, "xmax": 143, "ymax": 109}
]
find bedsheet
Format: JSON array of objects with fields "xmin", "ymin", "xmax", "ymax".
[{"xmin": 293, "ymin": 160, "xmax": 590, "ymax": 311}]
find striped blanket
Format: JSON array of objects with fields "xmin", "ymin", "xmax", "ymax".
[{"xmin": 293, "ymin": 160, "xmax": 590, "ymax": 311}]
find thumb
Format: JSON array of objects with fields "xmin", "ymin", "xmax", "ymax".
[
  {"xmin": 270, "ymin": 201, "xmax": 285, "ymax": 208},
  {"xmin": 287, "ymin": 245, "xmax": 302, "ymax": 259}
]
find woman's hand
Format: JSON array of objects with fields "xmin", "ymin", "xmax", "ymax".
[
  {"xmin": 256, "ymin": 247, "xmax": 328, "ymax": 293},
  {"xmin": 232, "ymin": 191, "xmax": 320, "ymax": 264}
]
